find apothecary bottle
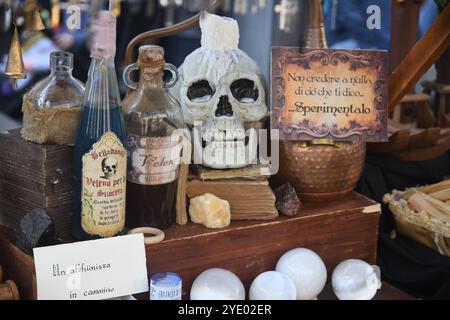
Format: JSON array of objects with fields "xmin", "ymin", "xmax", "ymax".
[
  {"xmin": 73, "ymin": 11, "xmax": 127, "ymax": 240},
  {"xmin": 21, "ymin": 51, "xmax": 85, "ymax": 145},
  {"xmin": 122, "ymin": 45, "xmax": 184, "ymax": 230}
]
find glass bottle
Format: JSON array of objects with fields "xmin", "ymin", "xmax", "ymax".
[
  {"xmin": 122, "ymin": 45, "xmax": 184, "ymax": 230},
  {"xmin": 22, "ymin": 51, "xmax": 85, "ymax": 145},
  {"xmin": 73, "ymin": 11, "xmax": 126, "ymax": 240}
]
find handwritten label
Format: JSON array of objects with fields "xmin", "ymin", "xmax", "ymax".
[
  {"xmin": 33, "ymin": 234, "xmax": 148, "ymax": 300},
  {"xmin": 271, "ymin": 47, "xmax": 388, "ymax": 142},
  {"xmin": 127, "ymin": 134, "xmax": 182, "ymax": 185},
  {"xmin": 81, "ymin": 132, "xmax": 127, "ymax": 237}
]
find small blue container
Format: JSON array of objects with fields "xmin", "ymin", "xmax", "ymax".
[{"xmin": 149, "ymin": 272, "xmax": 182, "ymax": 300}]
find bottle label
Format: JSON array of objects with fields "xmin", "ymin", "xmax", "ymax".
[
  {"xmin": 127, "ymin": 134, "xmax": 183, "ymax": 185},
  {"xmin": 150, "ymin": 283, "xmax": 182, "ymax": 300},
  {"xmin": 81, "ymin": 132, "xmax": 127, "ymax": 237}
]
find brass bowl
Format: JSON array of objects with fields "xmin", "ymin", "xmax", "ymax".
[{"xmin": 276, "ymin": 140, "xmax": 366, "ymax": 202}]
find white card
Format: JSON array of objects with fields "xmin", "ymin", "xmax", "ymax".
[{"xmin": 33, "ymin": 234, "xmax": 149, "ymax": 300}]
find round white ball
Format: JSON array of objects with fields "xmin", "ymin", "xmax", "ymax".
[
  {"xmin": 249, "ymin": 271, "xmax": 296, "ymax": 300},
  {"xmin": 332, "ymin": 259, "xmax": 380, "ymax": 300},
  {"xmin": 190, "ymin": 268, "xmax": 245, "ymax": 300},
  {"xmin": 275, "ymin": 248, "xmax": 327, "ymax": 300}
]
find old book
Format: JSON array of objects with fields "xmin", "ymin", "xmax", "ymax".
[
  {"xmin": 187, "ymin": 177, "xmax": 278, "ymax": 220},
  {"xmin": 0, "ymin": 129, "xmax": 73, "ymax": 240},
  {"xmin": 193, "ymin": 164, "xmax": 271, "ymax": 181}
]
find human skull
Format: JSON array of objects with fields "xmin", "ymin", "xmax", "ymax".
[
  {"xmin": 101, "ymin": 157, "xmax": 117, "ymax": 179},
  {"xmin": 171, "ymin": 12, "xmax": 268, "ymax": 169}
]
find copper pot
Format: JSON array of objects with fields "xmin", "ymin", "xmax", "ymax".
[{"xmin": 276, "ymin": 140, "xmax": 366, "ymax": 202}]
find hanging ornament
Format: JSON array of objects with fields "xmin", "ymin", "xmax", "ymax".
[
  {"xmin": 233, "ymin": 0, "xmax": 248, "ymax": 15},
  {"xmin": 51, "ymin": 0, "xmax": 60, "ymax": 29},
  {"xmin": 5, "ymin": 18, "xmax": 26, "ymax": 89},
  {"xmin": 24, "ymin": 0, "xmax": 45, "ymax": 31},
  {"xmin": 0, "ymin": 0, "xmax": 13, "ymax": 32},
  {"xmin": 274, "ymin": 0, "xmax": 299, "ymax": 32},
  {"xmin": 110, "ymin": 0, "xmax": 121, "ymax": 17}
]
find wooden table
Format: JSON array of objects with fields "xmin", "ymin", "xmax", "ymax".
[{"xmin": 0, "ymin": 192, "xmax": 383, "ymax": 300}]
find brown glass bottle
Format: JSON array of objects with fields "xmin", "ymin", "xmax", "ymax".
[{"xmin": 122, "ymin": 45, "xmax": 184, "ymax": 230}]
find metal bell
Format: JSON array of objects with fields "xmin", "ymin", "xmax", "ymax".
[
  {"xmin": 51, "ymin": 0, "xmax": 60, "ymax": 28},
  {"xmin": 5, "ymin": 22, "xmax": 26, "ymax": 89},
  {"xmin": 24, "ymin": 0, "xmax": 45, "ymax": 31},
  {"xmin": 110, "ymin": 0, "xmax": 121, "ymax": 17}
]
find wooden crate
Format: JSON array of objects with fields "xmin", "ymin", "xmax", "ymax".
[
  {"xmin": 0, "ymin": 192, "xmax": 380, "ymax": 300},
  {"xmin": 0, "ymin": 129, "xmax": 73, "ymax": 239},
  {"xmin": 146, "ymin": 191, "xmax": 380, "ymax": 299}
]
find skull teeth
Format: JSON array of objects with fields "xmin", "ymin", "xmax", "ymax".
[{"xmin": 202, "ymin": 132, "xmax": 258, "ymax": 169}]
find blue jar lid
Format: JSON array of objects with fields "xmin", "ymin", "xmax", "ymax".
[{"xmin": 150, "ymin": 272, "xmax": 182, "ymax": 288}]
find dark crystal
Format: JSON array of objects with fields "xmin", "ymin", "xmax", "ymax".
[
  {"xmin": 15, "ymin": 208, "xmax": 62, "ymax": 255},
  {"xmin": 274, "ymin": 183, "xmax": 301, "ymax": 216}
]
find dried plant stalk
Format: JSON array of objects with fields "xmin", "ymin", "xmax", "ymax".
[
  {"xmin": 429, "ymin": 189, "xmax": 450, "ymax": 202},
  {"xmin": 408, "ymin": 192, "xmax": 450, "ymax": 223},
  {"xmin": 419, "ymin": 192, "xmax": 450, "ymax": 216},
  {"xmin": 419, "ymin": 180, "xmax": 450, "ymax": 194}
]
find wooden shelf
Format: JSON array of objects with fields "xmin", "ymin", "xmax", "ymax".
[{"xmin": 0, "ymin": 192, "xmax": 381, "ymax": 300}]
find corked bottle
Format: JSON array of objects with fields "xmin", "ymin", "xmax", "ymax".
[
  {"xmin": 276, "ymin": 0, "xmax": 366, "ymax": 201},
  {"xmin": 122, "ymin": 45, "xmax": 184, "ymax": 230},
  {"xmin": 73, "ymin": 11, "xmax": 126, "ymax": 240}
]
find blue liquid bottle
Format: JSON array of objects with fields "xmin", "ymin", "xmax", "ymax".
[{"xmin": 73, "ymin": 11, "xmax": 126, "ymax": 240}]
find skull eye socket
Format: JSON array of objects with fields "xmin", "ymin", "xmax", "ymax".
[
  {"xmin": 230, "ymin": 79, "xmax": 259, "ymax": 103},
  {"xmin": 187, "ymin": 80, "xmax": 214, "ymax": 103}
]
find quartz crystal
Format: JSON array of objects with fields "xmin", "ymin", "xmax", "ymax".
[{"xmin": 189, "ymin": 193, "xmax": 231, "ymax": 229}]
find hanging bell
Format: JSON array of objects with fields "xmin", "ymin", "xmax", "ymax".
[
  {"xmin": 24, "ymin": 0, "xmax": 45, "ymax": 31},
  {"xmin": 111, "ymin": 0, "xmax": 121, "ymax": 17},
  {"xmin": 51, "ymin": 0, "xmax": 60, "ymax": 29},
  {"xmin": 5, "ymin": 23, "xmax": 26, "ymax": 89}
]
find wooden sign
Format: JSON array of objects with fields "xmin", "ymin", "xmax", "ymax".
[{"xmin": 271, "ymin": 47, "xmax": 388, "ymax": 141}]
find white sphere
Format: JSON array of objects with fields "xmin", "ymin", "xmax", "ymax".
[
  {"xmin": 190, "ymin": 268, "xmax": 245, "ymax": 300},
  {"xmin": 332, "ymin": 259, "xmax": 381, "ymax": 300},
  {"xmin": 275, "ymin": 248, "xmax": 327, "ymax": 300},
  {"xmin": 249, "ymin": 271, "xmax": 296, "ymax": 300}
]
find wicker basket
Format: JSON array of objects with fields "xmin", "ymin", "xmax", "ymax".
[{"xmin": 383, "ymin": 190, "xmax": 450, "ymax": 257}]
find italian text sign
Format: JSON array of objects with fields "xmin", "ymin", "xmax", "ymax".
[
  {"xmin": 34, "ymin": 234, "xmax": 148, "ymax": 300},
  {"xmin": 271, "ymin": 47, "xmax": 388, "ymax": 141}
]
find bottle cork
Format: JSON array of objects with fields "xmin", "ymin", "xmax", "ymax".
[{"xmin": 0, "ymin": 280, "xmax": 20, "ymax": 300}]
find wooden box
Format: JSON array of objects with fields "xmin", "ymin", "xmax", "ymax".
[
  {"xmin": 0, "ymin": 192, "xmax": 380, "ymax": 300},
  {"xmin": 146, "ymin": 192, "xmax": 381, "ymax": 299},
  {"xmin": 0, "ymin": 129, "xmax": 73, "ymax": 239}
]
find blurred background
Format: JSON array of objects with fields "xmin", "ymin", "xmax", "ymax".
[{"xmin": 0, "ymin": 0, "xmax": 441, "ymax": 131}]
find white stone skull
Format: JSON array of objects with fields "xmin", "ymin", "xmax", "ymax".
[
  {"xmin": 101, "ymin": 157, "xmax": 117, "ymax": 179},
  {"xmin": 171, "ymin": 12, "xmax": 268, "ymax": 169}
]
